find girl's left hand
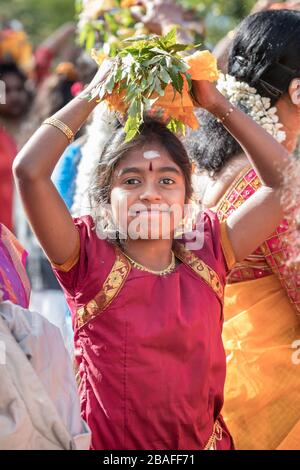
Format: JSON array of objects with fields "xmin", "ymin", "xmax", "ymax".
[{"xmin": 191, "ymin": 80, "xmax": 227, "ymax": 115}]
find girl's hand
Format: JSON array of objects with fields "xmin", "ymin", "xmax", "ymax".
[
  {"xmin": 191, "ymin": 80, "xmax": 228, "ymax": 115},
  {"xmin": 79, "ymin": 58, "xmax": 114, "ymax": 99}
]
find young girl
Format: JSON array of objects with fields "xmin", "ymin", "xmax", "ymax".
[{"xmin": 13, "ymin": 61, "xmax": 291, "ymax": 450}]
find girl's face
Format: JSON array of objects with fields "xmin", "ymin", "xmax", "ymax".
[{"xmin": 110, "ymin": 143, "xmax": 187, "ymax": 240}]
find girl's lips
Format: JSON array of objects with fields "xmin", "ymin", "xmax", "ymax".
[
  {"xmin": 128, "ymin": 207, "xmax": 171, "ymax": 216},
  {"xmin": 138, "ymin": 210, "xmax": 169, "ymax": 213}
]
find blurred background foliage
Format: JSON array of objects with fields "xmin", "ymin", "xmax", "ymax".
[
  {"xmin": 0, "ymin": 0, "xmax": 75, "ymax": 45},
  {"xmin": 178, "ymin": 0, "xmax": 259, "ymax": 46},
  {"xmin": 0, "ymin": 0, "xmax": 269, "ymax": 47}
]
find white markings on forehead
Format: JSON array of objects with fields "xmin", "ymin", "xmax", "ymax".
[{"xmin": 143, "ymin": 150, "xmax": 161, "ymax": 159}]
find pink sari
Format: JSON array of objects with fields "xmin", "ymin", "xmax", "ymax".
[
  {"xmin": 0, "ymin": 223, "xmax": 30, "ymax": 308},
  {"xmin": 0, "ymin": 128, "xmax": 17, "ymax": 232}
]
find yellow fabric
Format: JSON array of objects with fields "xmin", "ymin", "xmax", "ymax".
[
  {"xmin": 220, "ymin": 221, "xmax": 236, "ymax": 271},
  {"xmin": 277, "ymin": 420, "xmax": 300, "ymax": 450},
  {"xmin": 222, "ymin": 274, "xmax": 300, "ymax": 449}
]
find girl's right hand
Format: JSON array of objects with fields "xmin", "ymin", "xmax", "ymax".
[{"xmin": 79, "ymin": 58, "xmax": 114, "ymax": 99}]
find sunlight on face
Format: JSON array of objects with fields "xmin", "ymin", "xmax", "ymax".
[
  {"xmin": 143, "ymin": 150, "xmax": 161, "ymax": 160},
  {"xmin": 110, "ymin": 143, "xmax": 186, "ymax": 240}
]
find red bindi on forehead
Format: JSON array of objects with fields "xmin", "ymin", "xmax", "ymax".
[{"xmin": 149, "ymin": 161, "xmax": 153, "ymax": 171}]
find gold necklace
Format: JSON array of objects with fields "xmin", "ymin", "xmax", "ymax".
[{"xmin": 123, "ymin": 250, "xmax": 176, "ymax": 276}]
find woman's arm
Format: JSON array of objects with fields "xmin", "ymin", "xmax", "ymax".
[
  {"xmin": 192, "ymin": 80, "xmax": 290, "ymax": 262},
  {"xmin": 38, "ymin": 23, "xmax": 76, "ymax": 58},
  {"xmin": 13, "ymin": 63, "xmax": 111, "ymax": 265}
]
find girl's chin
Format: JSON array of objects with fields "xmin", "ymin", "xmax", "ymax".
[
  {"xmin": 114, "ymin": 212, "xmax": 184, "ymax": 240},
  {"xmin": 116, "ymin": 226, "xmax": 174, "ymax": 240},
  {"xmin": 120, "ymin": 214, "xmax": 173, "ymax": 239},
  {"xmin": 129, "ymin": 234, "xmax": 174, "ymax": 241}
]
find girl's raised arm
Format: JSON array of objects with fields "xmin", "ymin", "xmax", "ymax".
[
  {"xmin": 13, "ymin": 62, "xmax": 111, "ymax": 265},
  {"xmin": 192, "ymin": 80, "xmax": 292, "ymax": 262}
]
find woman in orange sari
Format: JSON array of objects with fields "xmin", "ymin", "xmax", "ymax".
[{"xmin": 190, "ymin": 10, "xmax": 300, "ymax": 449}]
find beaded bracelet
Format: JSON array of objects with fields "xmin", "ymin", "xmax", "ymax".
[
  {"xmin": 217, "ymin": 106, "xmax": 235, "ymax": 124},
  {"xmin": 42, "ymin": 117, "xmax": 74, "ymax": 143}
]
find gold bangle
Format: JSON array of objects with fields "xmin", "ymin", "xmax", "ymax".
[
  {"xmin": 42, "ymin": 117, "xmax": 74, "ymax": 143},
  {"xmin": 217, "ymin": 106, "xmax": 235, "ymax": 124}
]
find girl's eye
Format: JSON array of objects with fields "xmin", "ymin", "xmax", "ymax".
[
  {"xmin": 160, "ymin": 178, "xmax": 175, "ymax": 185},
  {"xmin": 124, "ymin": 178, "xmax": 141, "ymax": 185}
]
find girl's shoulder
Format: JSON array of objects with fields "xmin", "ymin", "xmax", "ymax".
[
  {"xmin": 73, "ymin": 214, "xmax": 117, "ymax": 256},
  {"xmin": 52, "ymin": 215, "xmax": 117, "ymax": 300},
  {"xmin": 179, "ymin": 209, "xmax": 236, "ymax": 280}
]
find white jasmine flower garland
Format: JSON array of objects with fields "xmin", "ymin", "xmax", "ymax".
[
  {"xmin": 217, "ymin": 73, "xmax": 286, "ymax": 144},
  {"xmin": 71, "ymin": 102, "xmax": 116, "ymax": 217}
]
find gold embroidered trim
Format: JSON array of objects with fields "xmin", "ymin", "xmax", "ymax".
[
  {"xmin": 203, "ymin": 419, "xmax": 223, "ymax": 450},
  {"xmin": 76, "ymin": 249, "xmax": 131, "ymax": 329},
  {"xmin": 174, "ymin": 243, "xmax": 224, "ymax": 300},
  {"xmin": 220, "ymin": 221, "xmax": 236, "ymax": 271},
  {"xmin": 216, "ymin": 165, "xmax": 251, "ymax": 221},
  {"xmin": 76, "ymin": 242, "xmax": 223, "ymax": 329}
]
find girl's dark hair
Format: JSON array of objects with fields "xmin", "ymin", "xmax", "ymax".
[
  {"xmin": 189, "ymin": 9, "xmax": 300, "ymax": 174},
  {"xmin": 89, "ymin": 116, "xmax": 193, "ymax": 209}
]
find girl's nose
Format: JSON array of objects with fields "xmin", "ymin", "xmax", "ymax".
[{"xmin": 139, "ymin": 183, "xmax": 162, "ymax": 203}]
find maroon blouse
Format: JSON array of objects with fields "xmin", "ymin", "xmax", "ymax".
[{"xmin": 53, "ymin": 210, "xmax": 234, "ymax": 450}]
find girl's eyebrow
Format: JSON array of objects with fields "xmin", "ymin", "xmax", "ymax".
[
  {"xmin": 117, "ymin": 166, "xmax": 181, "ymax": 177},
  {"xmin": 157, "ymin": 166, "xmax": 181, "ymax": 175},
  {"xmin": 117, "ymin": 167, "xmax": 143, "ymax": 177}
]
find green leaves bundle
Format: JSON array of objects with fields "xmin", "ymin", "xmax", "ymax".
[{"xmin": 91, "ymin": 28, "xmax": 219, "ymax": 141}]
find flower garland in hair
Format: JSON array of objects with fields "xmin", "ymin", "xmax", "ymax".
[
  {"xmin": 217, "ymin": 73, "xmax": 286, "ymax": 143},
  {"xmin": 90, "ymin": 28, "xmax": 219, "ymax": 142},
  {"xmin": 71, "ymin": 102, "xmax": 117, "ymax": 217}
]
